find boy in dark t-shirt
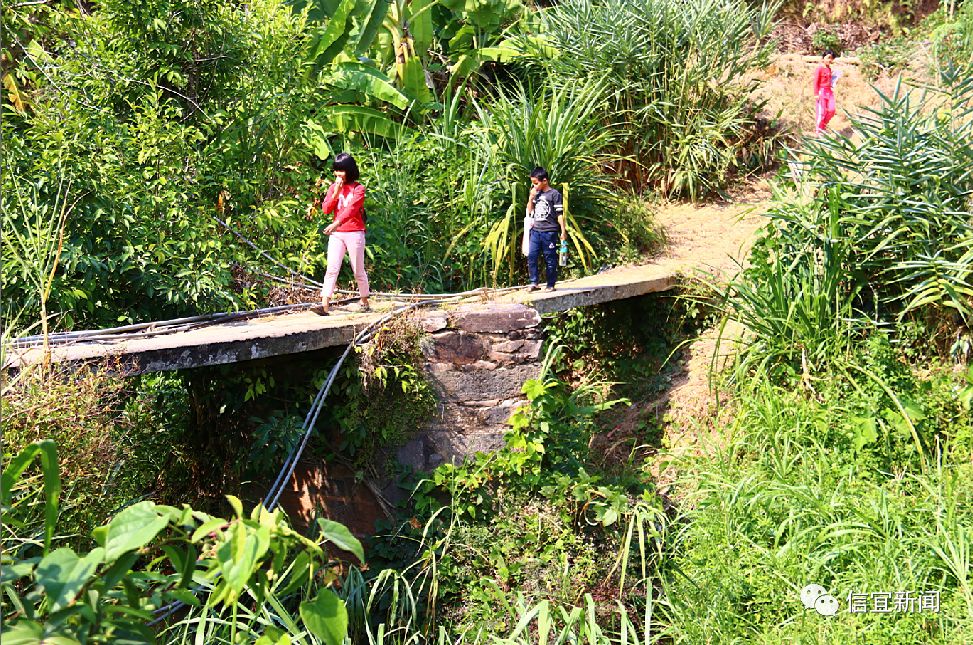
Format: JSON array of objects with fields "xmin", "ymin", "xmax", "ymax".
[{"xmin": 526, "ymin": 166, "xmax": 566, "ymax": 291}]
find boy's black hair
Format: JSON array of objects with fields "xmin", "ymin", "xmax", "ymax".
[
  {"xmin": 530, "ymin": 166, "xmax": 549, "ymax": 181},
  {"xmin": 332, "ymin": 152, "xmax": 361, "ymax": 182},
  {"xmin": 823, "ymin": 49, "xmax": 838, "ymax": 59}
]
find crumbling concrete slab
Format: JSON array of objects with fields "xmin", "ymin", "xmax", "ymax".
[{"xmin": 6, "ymin": 263, "xmax": 679, "ymax": 375}]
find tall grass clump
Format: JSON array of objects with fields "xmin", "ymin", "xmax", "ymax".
[
  {"xmin": 470, "ymin": 79, "xmax": 618, "ymax": 280},
  {"xmin": 654, "ymin": 365, "xmax": 973, "ymax": 644},
  {"xmin": 1, "ymin": 365, "xmax": 192, "ymax": 547},
  {"xmin": 725, "ymin": 75, "xmax": 973, "ymax": 381},
  {"xmin": 932, "ymin": 0, "xmax": 973, "ymax": 83},
  {"xmin": 799, "ymin": 78, "xmax": 973, "ymax": 331},
  {"xmin": 665, "ymin": 64, "xmax": 973, "ymax": 645},
  {"xmin": 538, "ymin": 0, "xmax": 780, "ymax": 199},
  {"xmin": 354, "ymin": 80, "xmax": 649, "ymax": 291}
]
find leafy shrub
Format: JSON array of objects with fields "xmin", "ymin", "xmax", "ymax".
[
  {"xmin": 1, "ymin": 365, "xmax": 190, "ymax": 546},
  {"xmin": 435, "ymin": 495, "xmax": 602, "ymax": 632},
  {"xmin": 932, "ymin": 0, "xmax": 973, "ymax": 82},
  {"xmin": 471, "ymin": 79, "xmax": 619, "ymax": 277},
  {"xmin": 327, "ymin": 315, "xmax": 436, "ymax": 465},
  {"xmin": 352, "ymin": 80, "xmax": 650, "ymax": 291},
  {"xmin": 656, "ymin": 365, "xmax": 973, "ymax": 643},
  {"xmin": 1, "ymin": 441, "xmax": 364, "ymax": 644},
  {"xmin": 606, "ymin": 194, "xmax": 665, "ymax": 261},
  {"xmin": 857, "ymin": 37, "xmax": 913, "ymax": 79},
  {"xmin": 1, "ymin": 0, "xmax": 320, "ymax": 327},
  {"xmin": 811, "ymin": 27, "xmax": 843, "ymax": 55},
  {"xmin": 381, "ymin": 348, "xmax": 665, "ymax": 635},
  {"xmin": 727, "ymin": 76, "xmax": 973, "ymax": 379}
]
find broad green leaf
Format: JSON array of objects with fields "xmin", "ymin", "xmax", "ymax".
[
  {"xmin": 96, "ymin": 551, "xmax": 139, "ymax": 591},
  {"xmin": 450, "ymin": 45, "xmax": 521, "ymax": 79},
  {"xmin": 300, "ymin": 588, "xmax": 348, "ymax": 645},
  {"xmin": 328, "ymin": 62, "xmax": 409, "ymax": 109},
  {"xmin": 216, "ymin": 522, "xmax": 271, "ymax": 598},
  {"xmin": 167, "ymin": 589, "xmax": 202, "ymax": 607},
  {"xmin": 308, "ymin": 0, "xmax": 356, "ymax": 68},
  {"xmin": 522, "ymin": 379, "xmax": 546, "ymax": 399},
  {"xmin": 354, "ymin": 0, "xmax": 391, "ymax": 54},
  {"xmin": 36, "ymin": 547, "xmax": 104, "ymax": 612},
  {"xmin": 318, "ymin": 105, "xmax": 410, "ymax": 138},
  {"xmin": 404, "ymin": 0, "xmax": 437, "ymax": 54},
  {"xmin": 94, "ymin": 501, "xmax": 169, "ymax": 561},
  {"xmin": 0, "ymin": 558, "xmax": 38, "ymax": 584},
  {"xmin": 1, "ymin": 440, "xmax": 60, "ymax": 551},
  {"xmin": 226, "ymin": 494, "xmax": 244, "ymax": 518},
  {"xmin": 0, "ymin": 621, "xmax": 47, "ymax": 645},
  {"xmin": 400, "ymin": 56, "xmax": 433, "ymax": 105},
  {"xmin": 191, "ymin": 517, "xmax": 229, "ymax": 542},
  {"xmin": 316, "ymin": 518, "xmax": 365, "ymax": 562},
  {"xmin": 289, "ymin": 0, "xmax": 341, "ymax": 21},
  {"xmin": 851, "ymin": 416, "xmax": 879, "ymax": 451}
]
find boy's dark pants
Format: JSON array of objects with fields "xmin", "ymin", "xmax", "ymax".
[{"xmin": 528, "ymin": 229, "xmax": 559, "ymax": 288}]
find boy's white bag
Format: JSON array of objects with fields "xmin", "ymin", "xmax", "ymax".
[{"xmin": 521, "ymin": 215, "xmax": 533, "ymax": 256}]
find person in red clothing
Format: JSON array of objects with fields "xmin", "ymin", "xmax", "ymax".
[
  {"xmin": 307, "ymin": 152, "xmax": 370, "ymax": 314},
  {"xmin": 814, "ymin": 49, "xmax": 838, "ymax": 136}
]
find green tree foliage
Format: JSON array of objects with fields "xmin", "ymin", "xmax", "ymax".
[
  {"xmin": 3, "ymin": 0, "xmax": 311, "ymax": 327},
  {"xmin": 1, "ymin": 365, "xmax": 193, "ymax": 547},
  {"xmin": 0, "ymin": 0, "xmax": 415, "ymax": 330}
]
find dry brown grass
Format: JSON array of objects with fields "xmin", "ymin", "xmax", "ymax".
[{"xmin": 749, "ymin": 50, "xmax": 936, "ymax": 137}]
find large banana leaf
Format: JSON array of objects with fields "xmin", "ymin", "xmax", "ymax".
[
  {"xmin": 306, "ymin": 0, "xmax": 357, "ymax": 71},
  {"xmin": 355, "ymin": 0, "xmax": 392, "ymax": 54},
  {"xmin": 287, "ymin": 0, "xmax": 342, "ymax": 21},
  {"xmin": 316, "ymin": 105, "xmax": 414, "ymax": 138},
  {"xmin": 404, "ymin": 0, "xmax": 438, "ymax": 55},
  {"xmin": 450, "ymin": 44, "xmax": 520, "ymax": 80},
  {"xmin": 400, "ymin": 56, "xmax": 433, "ymax": 106},
  {"xmin": 328, "ymin": 61, "xmax": 409, "ymax": 109}
]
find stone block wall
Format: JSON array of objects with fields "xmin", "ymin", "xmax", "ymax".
[{"xmin": 393, "ymin": 303, "xmax": 545, "ymax": 472}]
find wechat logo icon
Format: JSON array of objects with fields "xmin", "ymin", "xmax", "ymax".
[{"xmin": 801, "ymin": 583, "xmax": 840, "ymax": 617}]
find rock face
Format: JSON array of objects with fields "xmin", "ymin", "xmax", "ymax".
[
  {"xmin": 401, "ymin": 303, "xmax": 544, "ymax": 471},
  {"xmin": 276, "ymin": 303, "xmax": 548, "ymax": 536},
  {"xmin": 275, "ymin": 460, "xmax": 385, "ymax": 539}
]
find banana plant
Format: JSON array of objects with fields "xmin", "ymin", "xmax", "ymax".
[
  {"xmin": 1, "ymin": 440, "xmax": 364, "ymax": 644},
  {"xmin": 295, "ymin": 0, "xmax": 414, "ymax": 139},
  {"xmin": 385, "ymin": 0, "xmax": 437, "ymax": 109}
]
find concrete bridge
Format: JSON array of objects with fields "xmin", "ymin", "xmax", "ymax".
[
  {"xmin": 7, "ymin": 263, "xmax": 693, "ymax": 532},
  {"xmin": 8, "ymin": 263, "xmax": 676, "ymax": 375},
  {"xmin": 7, "ymin": 264, "xmax": 680, "ymax": 474}
]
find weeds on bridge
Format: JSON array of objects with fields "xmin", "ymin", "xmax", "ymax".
[{"xmin": 327, "ymin": 314, "xmax": 436, "ymax": 467}]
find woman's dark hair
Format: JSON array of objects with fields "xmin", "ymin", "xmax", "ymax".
[
  {"xmin": 332, "ymin": 152, "xmax": 360, "ymax": 182},
  {"xmin": 823, "ymin": 49, "xmax": 837, "ymax": 59},
  {"xmin": 530, "ymin": 166, "xmax": 549, "ymax": 181}
]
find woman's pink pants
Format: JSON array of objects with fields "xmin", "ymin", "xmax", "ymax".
[
  {"xmin": 322, "ymin": 230, "xmax": 369, "ymax": 300},
  {"xmin": 816, "ymin": 91, "xmax": 836, "ymax": 134}
]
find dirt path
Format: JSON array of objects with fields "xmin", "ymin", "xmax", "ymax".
[
  {"xmin": 625, "ymin": 45, "xmax": 935, "ymax": 479},
  {"xmin": 658, "ymin": 188, "xmax": 769, "ymax": 428},
  {"xmin": 594, "ymin": 181, "xmax": 772, "ymax": 486},
  {"xmin": 651, "ymin": 180, "xmax": 771, "ymax": 279}
]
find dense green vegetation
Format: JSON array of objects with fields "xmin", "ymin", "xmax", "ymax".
[
  {"xmin": 3, "ymin": 0, "xmax": 973, "ymax": 643},
  {"xmin": 2, "ymin": 0, "xmax": 776, "ymax": 330}
]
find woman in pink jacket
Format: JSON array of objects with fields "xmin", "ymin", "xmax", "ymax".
[
  {"xmin": 814, "ymin": 50, "xmax": 838, "ymax": 136},
  {"xmin": 308, "ymin": 152, "xmax": 370, "ymax": 314}
]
